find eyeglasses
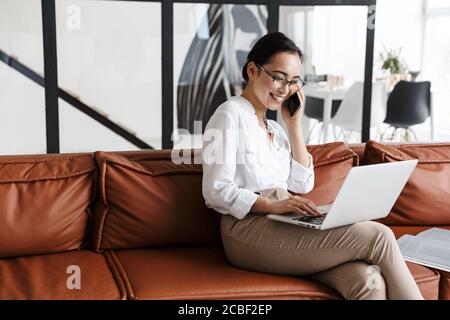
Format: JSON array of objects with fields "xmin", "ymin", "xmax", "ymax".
[{"xmin": 256, "ymin": 63, "xmax": 306, "ymax": 90}]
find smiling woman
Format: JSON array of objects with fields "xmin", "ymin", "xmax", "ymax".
[
  {"xmin": 202, "ymin": 32, "xmax": 424, "ymax": 301},
  {"xmin": 203, "ymin": 32, "xmax": 315, "ymax": 219},
  {"xmin": 239, "ymin": 33, "xmax": 310, "ymax": 168},
  {"xmin": 241, "ymin": 34, "xmax": 304, "ymax": 109}
]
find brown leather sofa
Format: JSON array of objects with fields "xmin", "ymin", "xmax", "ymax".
[{"xmin": 0, "ymin": 140, "xmax": 449, "ymax": 300}]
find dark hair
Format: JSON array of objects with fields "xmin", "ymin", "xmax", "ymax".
[{"xmin": 241, "ymin": 32, "xmax": 303, "ymax": 85}]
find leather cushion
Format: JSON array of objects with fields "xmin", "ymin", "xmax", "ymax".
[
  {"xmin": 109, "ymin": 248, "xmax": 342, "ymax": 300},
  {"xmin": 92, "ymin": 150, "xmax": 222, "ymax": 251},
  {"xmin": 0, "ymin": 250, "xmax": 124, "ymax": 299},
  {"xmin": 297, "ymin": 142, "xmax": 359, "ymax": 205},
  {"xmin": 438, "ymin": 270, "xmax": 450, "ymax": 300},
  {"xmin": 108, "ymin": 248, "xmax": 440, "ymax": 300},
  {"xmin": 363, "ymin": 140, "xmax": 450, "ymax": 225},
  {"xmin": 0, "ymin": 153, "xmax": 96, "ymax": 258},
  {"xmin": 348, "ymin": 143, "xmax": 366, "ymax": 163},
  {"xmin": 404, "ymin": 261, "xmax": 440, "ymax": 300}
]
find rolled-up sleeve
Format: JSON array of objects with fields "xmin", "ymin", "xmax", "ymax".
[
  {"xmin": 287, "ymin": 152, "xmax": 315, "ymax": 194},
  {"xmin": 202, "ymin": 112, "xmax": 259, "ymax": 220}
]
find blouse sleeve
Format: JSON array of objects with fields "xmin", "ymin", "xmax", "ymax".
[
  {"xmin": 272, "ymin": 120, "xmax": 315, "ymax": 194},
  {"xmin": 202, "ymin": 111, "xmax": 259, "ymax": 220},
  {"xmin": 287, "ymin": 152, "xmax": 315, "ymax": 194}
]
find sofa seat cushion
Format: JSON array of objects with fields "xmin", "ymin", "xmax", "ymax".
[
  {"xmin": 110, "ymin": 247, "xmax": 441, "ymax": 300},
  {"xmin": 363, "ymin": 140, "xmax": 450, "ymax": 225},
  {"xmin": 0, "ymin": 250, "xmax": 125, "ymax": 300},
  {"xmin": 404, "ymin": 261, "xmax": 441, "ymax": 300},
  {"xmin": 109, "ymin": 248, "xmax": 342, "ymax": 300}
]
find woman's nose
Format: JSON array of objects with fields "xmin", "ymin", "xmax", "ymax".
[{"xmin": 277, "ymin": 85, "xmax": 289, "ymax": 96}]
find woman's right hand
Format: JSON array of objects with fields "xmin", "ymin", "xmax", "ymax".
[{"xmin": 267, "ymin": 196, "xmax": 321, "ymax": 217}]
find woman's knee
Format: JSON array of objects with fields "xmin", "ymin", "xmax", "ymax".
[
  {"xmin": 349, "ymin": 221, "xmax": 399, "ymax": 266},
  {"xmin": 350, "ymin": 220, "xmax": 396, "ymax": 243}
]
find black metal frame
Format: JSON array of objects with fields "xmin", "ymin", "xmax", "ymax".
[
  {"xmin": 162, "ymin": 0, "xmax": 174, "ymax": 149},
  {"xmin": 41, "ymin": 0, "xmax": 60, "ymax": 153},
  {"xmin": 1, "ymin": 0, "xmax": 376, "ymax": 152},
  {"xmin": 362, "ymin": 3, "xmax": 376, "ymax": 142}
]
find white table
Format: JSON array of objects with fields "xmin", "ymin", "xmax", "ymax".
[{"xmin": 303, "ymin": 84, "xmax": 347, "ymax": 143}]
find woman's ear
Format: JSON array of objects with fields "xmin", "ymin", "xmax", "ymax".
[{"xmin": 246, "ymin": 62, "xmax": 258, "ymax": 81}]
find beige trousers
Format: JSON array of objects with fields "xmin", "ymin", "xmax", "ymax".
[{"xmin": 220, "ymin": 188, "xmax": 424, "ymax": 300}]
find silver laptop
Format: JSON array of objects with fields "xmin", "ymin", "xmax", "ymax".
[{"xmin": 267, "ymin": 160, "xmax": 418, "ymax": 230}]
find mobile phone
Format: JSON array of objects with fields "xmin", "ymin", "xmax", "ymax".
[{"xmin": 283, "ymin": 91, "xmax": 302, "ymax": 118}]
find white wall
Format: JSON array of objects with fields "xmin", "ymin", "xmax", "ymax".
[
  {"xmin": 374, "ymin": 0, "xmax": 425, "ymax": 73},
  {"xmin": 0, "ymin": 62, "xmax": 46, "ymax": 155},
  {"xmin": 280, "ymin": 5, "xmax": 368, "ymax": 86},
  {"xmin": 0, "ymin": 0, "xmax": 43, "ymax": 73},
  {"xmin": 0, "ymin": 0, "xmax": 46, "ymax": 155},
  {"xmin": 310, "ymin": 6, "xmax": 368, "ymax": 85}
]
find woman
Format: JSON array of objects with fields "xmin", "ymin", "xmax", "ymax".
[{"xmin": 201, "ymin": 32, "xmax": 423, "ymax": 300}]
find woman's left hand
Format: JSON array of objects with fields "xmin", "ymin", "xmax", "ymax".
[{"xmin": 280, "ymin": 85, "xmax": 305, "ymax": 130}]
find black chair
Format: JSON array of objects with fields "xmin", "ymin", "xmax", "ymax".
[
  {"xmin": 381, "ymin": 81, "xmax": 431, "ymax": 141},
  {"xmin": 304, "ymin": 96, "xmax": 341, "ymax": 143}
]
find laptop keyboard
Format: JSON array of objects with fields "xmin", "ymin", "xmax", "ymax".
[{"xmin": 293, "ymin": 212, "xmax": 328, "ymax": 225}]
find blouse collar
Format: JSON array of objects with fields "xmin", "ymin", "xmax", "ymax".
[{"xmin": 236, "ymin": 96, "xmax": 281, "ymax": 150}]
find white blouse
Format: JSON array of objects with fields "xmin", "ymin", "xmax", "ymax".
[{"xmin": 202, "ymin": 95, "xmax": 315, "ymax": 220}]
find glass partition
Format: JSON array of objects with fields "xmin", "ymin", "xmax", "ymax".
[
  {"xmin": 56, "ymin": 0, "xmax": 162, "ymax": 151},
  {"xmin": 173, "ymin": 3, "xmax": 267, "ymax": 149},
  {"xmin": 280, "ymin": 5, "xmax": 369, "ymax": 144},
  {"xmin": 0, "ymin": 0, "xmax": 46, "ymax": 155}
]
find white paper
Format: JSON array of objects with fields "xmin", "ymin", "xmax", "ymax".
[
  {"xmin": 397, "ymin": 232, "xmax": 450, "ymax": 273},
  {"xmin": 416, "ymin": 227, "xmax": 450, "ymax": 243}
]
